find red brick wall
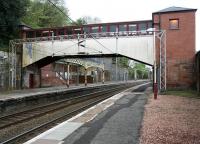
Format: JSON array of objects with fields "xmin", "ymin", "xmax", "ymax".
[
  {"xmin": 41, "ymin": 64, "xmax": 65, "ymax": 87},
  {"xmin": 40, "ymin": 64, "xmax": 90, "ymax": 87},
  {"xmin": 153, "ymin": 11, "xmax": 196, "ymax": 88}
]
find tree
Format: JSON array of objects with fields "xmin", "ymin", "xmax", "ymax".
[
  {"xmin": 22, "ymin": 0, "xmax": 70, "ymax": 28},
  {"xmin": 0, "ymin": 0, "xmax": 29, "ymax": 51},
  {"xmin": 128, "ymin": 61, "xmax": 150, "ymax": 79},
  {"xmin": 118, "ymin": 57, "xmax": 129, "ymax": 68},
  {"xmin": 75, "ymin": 17, "xmax": 87, "ymax": 25},
  {"xmin": 74, "ymin": 16, "xmax": 102, "ymax": 26},
  {"xmin": 80, "ymin": 16, "xmax": 101, "ymax": 24},
  {"xmin": 134, "ymin": 63, "xmax": 149, "ymax": 79}
]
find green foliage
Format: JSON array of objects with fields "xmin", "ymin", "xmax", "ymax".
[
  {"xmin": 77, "ymin": 16, "xmax": 101, "ymax": 24},
  {"xmin": 0, "ymin": 0, "xmax": 29, "ymax": 51},
  {"xmin": 128, "ymin": 62, "xmax": 150, "ymax": 79},
  {"xmin": 118, "ymin": 57, "xmax": 129, "ymax": 68},
  {"xmin": 22, "ymin": 0, "xmax": 70, "ymax": 28},
  {"xmin": 135, "ymin": 63, "xmax": 149, "ymax": 79},
  {"xmin": 116, "ymin": 57, "xmax": 150, "ymax": 79},
  {"xmin": 75, "ymin": 18, "xmax": 87, "ymax": 25},
  {"xmin": 74, "ymin": 16, "xmax": 102, "ymax": 26}
]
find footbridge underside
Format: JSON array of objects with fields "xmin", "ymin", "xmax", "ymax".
[{"xmin": 21, "ymin": 32, "xmax": 154, "ymax": 68}]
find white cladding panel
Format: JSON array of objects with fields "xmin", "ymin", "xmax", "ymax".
[
  {"xmin": 22, "ymin": 36, "xmax": 153, "ymax": 67},
  {"xmin": 118, "ymin": 36, "xmax": 153, "ymax": 64}
]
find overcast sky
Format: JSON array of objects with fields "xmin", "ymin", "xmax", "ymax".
[{"xmin": 65, "ymin": 0, "xmax": 199, "ymax": 51}]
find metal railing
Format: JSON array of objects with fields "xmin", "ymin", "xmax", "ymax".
[{"xmin": 11, "ymin": 31, "xmax": 153, "ymax": 44}]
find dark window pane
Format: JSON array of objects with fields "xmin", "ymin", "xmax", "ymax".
[
  {"xmin": 148, "ymin": 22, "xmax": 153, "ymax": 29},
  {"xmin": 139, "ymin": 23, "xmax": 146, "ymax": 30},
  {"xmin": 36, "ymin": 31, "xmax": 42, "ymax": 37},
  {"xmin": 27, "ymin": 31, "xmax": 34, "ymax": 38},
  {"xmin": 91, "ymin": 26, "xmax": 98, "ymax": 33},
  {"xmin": 110, "ymin": 25, "xmax": 117, "ymax": 32},
  {"xmin": 102, "ymin": 25, "xmax": 107, "ymax": 32},
  {"xmin": 59, "ymin": 29, "xmax": 65, "ymax": 35},
  {"xmin": 119, "ymin": 24, "xmax": 126, "ymax": 31},
  {"xmin": 129, "ymin": 24, "xmax": 136, "ymax": 31},
  {"xmin": 66, "ymin": 28, "xmax": 72, "ymax": 35}
]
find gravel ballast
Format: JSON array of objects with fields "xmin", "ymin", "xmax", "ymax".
[{"xmin": 139, "ymin": 95, "xmax": 200, "ymax": 144}]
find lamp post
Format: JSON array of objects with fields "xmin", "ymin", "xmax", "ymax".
[
  {"xmin": 115, "ymin": 32, "xmax": 118, "ymax": 81},
  {"xmin": 147, "ymin": 28, "xmax": 158, "ymax": 99},
  {"xmin": 153, "ymin": 30, "xmax": 158, "ymax": 99}
]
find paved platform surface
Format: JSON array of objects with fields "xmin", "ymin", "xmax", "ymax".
[
  {"xmin": 0, "ymin": 80, "xmax": 144, "ymax": 101},
  {"xmin": 25, "ymin": 82, "xmax": 151, "ymax": 144}
]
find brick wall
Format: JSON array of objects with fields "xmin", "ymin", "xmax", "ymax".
[
  {"xmin": 40, "ymin": 64, "xmax": 97, "ymax": 87},
  {"xmin": 153, "ymin": 11, "xmax": 196, "ymax": 89},
  {"xmin": 41, "ymin": 64, "xmax": 65, "ymax": 87}
]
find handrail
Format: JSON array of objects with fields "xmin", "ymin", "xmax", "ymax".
[{"xmin": 11, "ymin": 31, "xmax": 154, "ymax": 44}]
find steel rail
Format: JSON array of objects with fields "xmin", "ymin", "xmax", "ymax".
[{"xmin": 0, "ymin": 85, "xmax": 126, "ymax": 129}]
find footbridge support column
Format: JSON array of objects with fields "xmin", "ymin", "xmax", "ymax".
[
  {"xmin": 102, "ymin": 70, "xmax": 105, "ymax": 84},
  {"xmin": 67, "ymin": 64, "xmax": 70, "ymax": 88},
  {"xmin": 76, "ymin": 65, "xmax": 79, "ymax": 86},
  {"xmin": 84, "ymin": 68, "xmax": 87, "ymax": 86}
]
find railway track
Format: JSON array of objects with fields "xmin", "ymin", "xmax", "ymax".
[
  {"xmin": 0, "ymin": 83, "xmax": 137, "ymax": 144},
  {"xmin": 0, "ymin": 86, "xmax": 122, "ymax": 129}
]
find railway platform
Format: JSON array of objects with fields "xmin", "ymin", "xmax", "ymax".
[
  {"xmin": 24, "ymin": 82, "xmax": 151, "ymax": 144},
  {"xmin": 0, "ymin": 80, "xmax": 144, "ymax": 101},
  {"xmin": 0, "ymin": 80, "xmax": 147, "ymax": 115}
]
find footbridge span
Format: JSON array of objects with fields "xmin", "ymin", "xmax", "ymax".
[{"xmin": 21, "ymin": 32, "xmax": 154, "ymax": 68}]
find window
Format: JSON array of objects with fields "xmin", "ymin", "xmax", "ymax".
[
  {"xmin": 101, "ymin": 25, "xmax": 107, "ymax": 32},
  {"xmin": 129, "ymin": 24, "xmax": 136, "ymax": 31},
  {"xmin": 59, "ymin": 29, "xmax": 65, "ymax": 35},
  {"xmin": 169, "ymin": 19, "xmax": 179, "ymax": 29},
  {"xmin": 91, "ymin": 26, "xmax": 98, "ymax": 33},
  {"xmin": 139, "ymin": 23, "xmax": 146, "ymax": 31},
  {"xmin": 148, "ymin": 22, "xmax": 153, "ymax": 29},
  {"xmin": 119, "ymin": 24, "xmax": 126, "ymax": 32},
  {"xmin": 27, "ymin": 31, "xmax": 34, "ymax": 38},
  {"xmin": 110, "ymin": 25, "xmax": 117, "ymax": 32}
]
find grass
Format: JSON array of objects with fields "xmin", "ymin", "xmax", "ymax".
[{"xmin": 162, "ymin": 90, "xmax": 200, "ymax": 98}]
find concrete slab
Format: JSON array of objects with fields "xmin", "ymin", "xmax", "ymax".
[
  {"xmin": 31, "ymin": 139, "xmax": 63, "ymax": 144},
  {"xmin": 42, "ymin": 122, "xmax": 83, "ymax": 141}
]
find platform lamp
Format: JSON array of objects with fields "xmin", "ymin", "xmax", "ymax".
[
  {"xmin": 147, "ymin": 28, "xmax": 157, "ymax": 99},
  {"xmin": 153, "ymin": 29, "xmax": 158, "ymax": 99}
]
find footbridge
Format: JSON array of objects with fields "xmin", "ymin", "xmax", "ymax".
[
  {"xmin": 19, "ymin": 31, "xmax": 154, "ymax": 68},
  {"xmin": 9, "ymin": 30, "xmax": 166, "ymax": 90}
]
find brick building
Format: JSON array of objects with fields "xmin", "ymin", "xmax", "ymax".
[{"xmin": 153, "ymin": 7, "xmax": 197, "ymax": 89}]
